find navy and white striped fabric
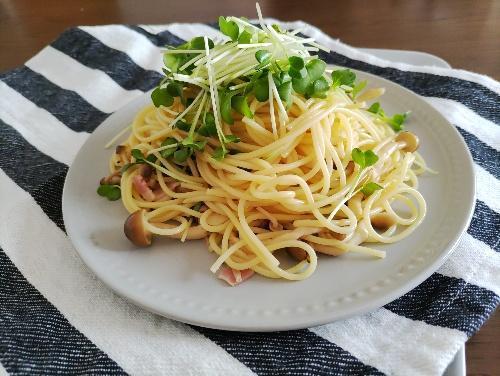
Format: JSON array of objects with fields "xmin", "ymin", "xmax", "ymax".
[{"xmin": 0, "ymin": 20, "xmax": 498, "ymax": 376}]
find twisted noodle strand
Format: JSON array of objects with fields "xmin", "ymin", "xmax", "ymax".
[{"xmin": 110, "ymin": 91, "xmax": 427, "ymax": 281}]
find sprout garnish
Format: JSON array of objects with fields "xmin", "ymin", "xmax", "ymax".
[{"xmin": 150, "ymin": 3, "xmax": 408, "ymax": 160}]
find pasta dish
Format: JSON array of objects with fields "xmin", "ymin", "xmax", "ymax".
[{"xmin": 98, "ymin": 5, "xmax": 429, "ymax": 286}]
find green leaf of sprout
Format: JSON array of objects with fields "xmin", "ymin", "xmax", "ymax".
[
  {"xmin": 181, "ymin": 136, "xmax": 206, "ymax": 151},
  {"xmin": 131, "ymin": 148, "xmax": 156, "ymax": 165},
  {"xmin": 238, "ymin": 30, "xmax": 252, "ymax": 44},
  {"xmin": 181, "ymin": 135, "xmax": 195, "ymax": 147},
  {"xmin": 160, "ymin": 137, "xmax": 178, "ymax": 158},
  {"xmin": 190, "ymin": 36, "xmax": 214, "ymax": 50},
  {"xmin": 254, "ymin": 77, "xmax": 269, "ymax": 102},
  {"xmin": 163, "ymin": 53, "xmax": 181, "ymax": 73},
  {"xmin": 279, "ymin": 71, "xmax": 291, "ymax": 83},
  {"xmin": 361, "ymin": 182, "xmax": 383, "ymax": 196},
  {"xmin": 167, "ymin": 82, "xmax": 183, "ymax": 97},
  {"xmin": 310, "ymin": 77, "xmax": 329, "ymax": 98},
  {"xmin": 367, "ymin": 102, "xmax": 384, "ymax": 116},
  {"xmin": 175, "ymin": 120, "xmax": 191, "ymax": 132},
  {"xmin": 277, "ymin": 81, "xmax": 293, "ymax": 106},
  {"xmin": 192, "ymin": 202, "xmax": 203, "ymax": 212},
  {"xmin": 306, "ymin": 59, "xmax": 326, "ymax": 81},
  {"xmin": 255, "ymin": 50, "xmax": 271, "ymax": 65},
  {"xmin": 219, "ymin": 16, "xmax": 239, "ymax": 41},
  {"xmin": 331, "ymin": 69, "xmax": 356, "ymax": 88},
  {"xmin": 146, "ymin": 154, "xmax": 157, "ymax": 163},
  {"xmin": 292, "ymin": 76, "xmax": 310, "ymax": 95},
  {"xmin": 364, "ymin": 150, "xmax": 378, "ymax": 167},
  {"xmin": 386, "ymin": 112, "xmax": 409, "ymax": 132},
  {"xmin": 351, "ymin": 148, "xmax": 378, "ymax": 169},
  {"xmin": 198, "ymin": 113, "xmax": 218, "ymax": 136},
  {"xmin": 151, "ymin": 87, "xmax": 174, "ymax": 107},
  {"xmin": 367, "ymin": 103, "xmax": 408, "ymax": 131},
  {"xmin": 219, "ymin": 90, "xmax": 235, "ymax": 125},
  {"xmin": 351, "ymin": 148, "xmax": 365, "ymax": 169},
  {"xmin": 131, "ymin": 148, "xmax": 145, "ymax": 161},
  {"xmin": 288, "ymin": 67, "xmax": 308, "ymax": 79},
  {"xmin": 351, "ymin": 80, "xmax": 367, "ymax": 99},
  {"xmin": 231, "ymin": 95, "xmax": 253, "ymax": 118},
  {"xmin": 271, "ymin": 24, "xmax": 283, "ymax": 33},
  {"xmin": 97, "ymin": 184, "xmax": 121, "ymax": 201},
  {"xmin": 173, "ymin": 147, "xmax": 191, "ymax": 163},
  {"xmin": 192, "ymin": 140, "xmax": 207, "ymax": 151},
  {"xmin": 224, "ymin": 134, "xmax": 240, "ymax": 144},
  {"xmin": 213, "ymin": 146, "xmax": 228, "ymax": 160},
  {"xmin": 288, "ymin": 56, "xmax": 305, "ymax": 70}
]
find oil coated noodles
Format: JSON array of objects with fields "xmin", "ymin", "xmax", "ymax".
[{"xmin": 97, "ymin": 5, "xmax": 431, "ymax": 286}]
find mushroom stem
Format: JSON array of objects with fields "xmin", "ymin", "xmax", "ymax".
[{"xmin": 164, "ymin": 225, "xmax": 207, "ymax": 240}]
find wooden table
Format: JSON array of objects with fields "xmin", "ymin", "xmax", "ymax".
[{"xmin": 0, "ymin": 0, "xmax": 498, "ymax": 374}]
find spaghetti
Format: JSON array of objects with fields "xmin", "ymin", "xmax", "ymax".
[{"xmin": 98, "ymin": 5, "xmax": 429, "ymax": 285}]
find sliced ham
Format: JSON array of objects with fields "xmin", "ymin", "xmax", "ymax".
[
  {"xmin": 132, "ymin": 175, "xmax": 155, "ymax": 201},
  {"xmin": 152, "ymin": 187, "xmax": 167, "ymax": 201},
  {"xmin": 217, "ymin": 266, "xmax": 254, "ymax": 286}
]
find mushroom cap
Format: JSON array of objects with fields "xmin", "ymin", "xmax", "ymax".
[
  {"xmin": 396, "ymin": 131, "xmax": 419, "ymax": 152},
  {"xmin": 345, "ymin": 160, "xmax": 355, "ymax": 176},
  {"xmin": 370, "ymin": 213, "xmax": 396, "ymax": 231},
  {"xmin": 124, "ymin": 209, "xmax": 152, "ymax": 246}
]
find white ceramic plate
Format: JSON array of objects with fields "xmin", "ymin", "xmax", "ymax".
[{"xmin": 63, "ymin": 69, "xmax": 475, "ymax": 331}]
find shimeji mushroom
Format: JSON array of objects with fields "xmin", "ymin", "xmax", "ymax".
[
  {"xmin": 124, "ymin": 210, "xmax": 152, "ymax": 246},
  {"xmin": 396, "ymin": 131, "xmax": 419, "ymax": 152},
  {"xmin": 370, "ymin": 213, "xmax": 396, "ymax": 232}
]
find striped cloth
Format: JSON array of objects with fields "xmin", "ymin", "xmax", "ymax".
[{"xmin": 0, "ymin": 20, "xmax": 498, "ymax": 376}]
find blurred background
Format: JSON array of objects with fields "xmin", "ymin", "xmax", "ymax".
[
  {"xmin": 0, "ymin": 0, "xmax": 499, "ymax": 77},
  {"xmin": 0, "ymin": 1, "xmax": 498, "ymax": 374}
]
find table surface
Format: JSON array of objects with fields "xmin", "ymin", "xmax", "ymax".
[{"xmin": 0, "ymin": 0, "xmax": 498, "ymax": 374}]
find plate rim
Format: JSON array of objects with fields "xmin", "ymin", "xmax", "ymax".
[{"xmin": 62, "ymin": 68, "xmax": 476, "ymax": 331}]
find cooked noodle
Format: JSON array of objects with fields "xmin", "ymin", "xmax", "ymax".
[
  {"xmin": 98, "ymin": 5, "xmax": 430, "ymax": 285},
  {"xmin": 107, "ymin": 89, "xmax": 427, "ymax": 282}
]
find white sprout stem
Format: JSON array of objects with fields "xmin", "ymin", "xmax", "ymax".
[
  {"xmin": 222, "ymin": 48, "xmax": 245, "ymax": 66},
  {"xmin": 308, "ymin": 40, "xmax": 330, "ymax": 53},
  {"xmin": 269, "ymin": 76, "xmax": 289, "ymax": 124},
  {"xmin": 172, "ymin": 74, "xmax": 209, "ymax": 90},
  {"xmin": 104, "ymin": 124, "xmax": 131, "ymax": 149},
  {"xmin": 162, "ymin": 107, "xmax": 179, "ymax": 115},
  {"xmin": 267, "ymin": 72, "xmax": 278, "ymax": 140},
  {"xmin": 205, "ymin": 36, "xmax": 226, "ymax": 146},
  {"xmin": 210, "ymin": 49, "xmax": 233, "ymax": 65},
  {"xmin": 229, "ymin": 16, "xmax": 262, "ymax": 33},
  {"xmin": 237, "ymin": 43, "xmax": 272, "ymax": 48},
  {"xmin": 179, "ymin": 52, "xmax": 207, "ymax": 72},
  {"xmin": 229, "ymin": 82, "xmax": 249, "ymax": 90},
  {"xmin": 214, "ymin": 56, "xmax": 255, "ymax": 80},
  {"xmin": 189, "ymin": 91, "xmax": 207, "ymax": 137},
  {"xmin": 146, "ymin": 143, "xmax": 178, "ymax": 155},
  {"xmin": 255, "ymin": 3, "xmax": 267, "ymax": 30},
  {"xmin": 194, "ymin": 42, "xmax": 237, "ymax": 67},
  {"xmin": 266, "ymin": 23, "xmax": 285, "ymax": 42},
  {"xmin": 218, "ymin": 63, "xmax": 259, "ymax": 85},
  {"xmin": 169, "ymin": 89, "xmax": 204, "ymax": 128}
]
